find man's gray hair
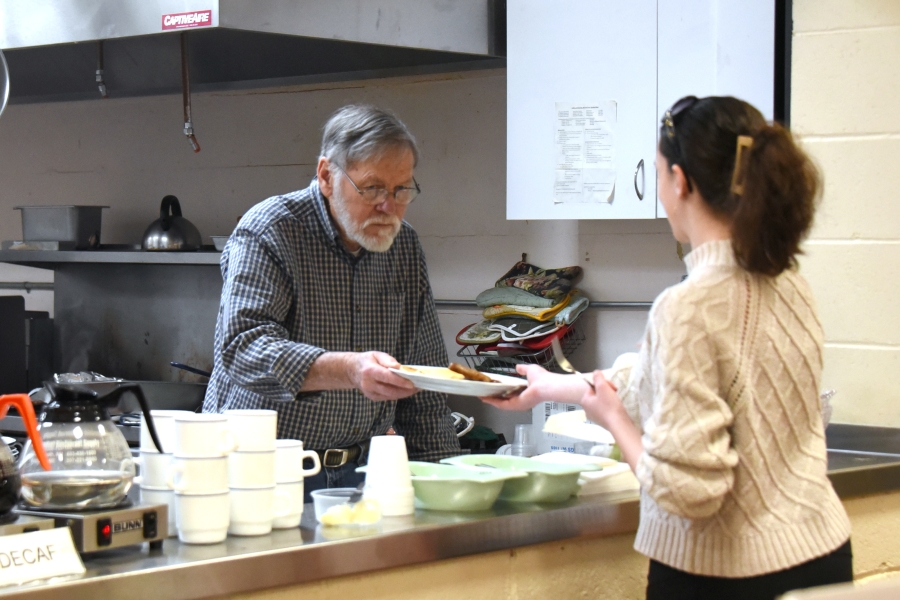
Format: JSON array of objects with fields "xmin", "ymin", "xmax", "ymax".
[{"xmin": 320, "ymin": 105, "xmax": 419, "ymax": 169}]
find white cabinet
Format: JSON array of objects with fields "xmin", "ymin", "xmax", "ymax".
[
  {"xmin": 507, "ymin": 0, "xmax": 775, "ymax": 220},
  {"xmin": 507, "ymin": 0, "xmax": 658, "ymax": 220}
]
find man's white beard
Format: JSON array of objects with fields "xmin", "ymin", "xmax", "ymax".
[{"xmin": 330, "ymin": 179, "xmax": 402, "ymax": 252}]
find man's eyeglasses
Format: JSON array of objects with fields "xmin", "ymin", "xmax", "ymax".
[
  {"xmin": 333, "ymin": 164, "xmax": 421, "ymax": 206},
  {"xmin": 662, "ymin": 95, "xmax": 699, "ymax": 139}
]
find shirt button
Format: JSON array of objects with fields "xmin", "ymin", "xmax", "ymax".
[
  {"xmin": 356, "ymin": 304, "xmax": 361, "ymax": 312},
  {"xmin": 353, "ymin": 427, "xmax": 360, "ymax": 434},
  {"xmin": 355, "ymin": 346, "xmax": 363, "ymax": 352}
]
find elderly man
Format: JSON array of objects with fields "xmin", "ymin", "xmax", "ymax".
[{"xmin": 203, "ymin": 105, "xmax": 460, "ymax": 498}]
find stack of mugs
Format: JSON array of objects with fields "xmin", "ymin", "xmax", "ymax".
[
  {"xmin": 224, "ymin": 409, "xmax": 288, "ymax": 536},
  {"xmin": 273, "ymin": 439, "xmax": 321, "ymax": 528},
  {"xmin": 138, "ymin": 409, "xmax": 193, "ymax": 538},
  {"xmin": 168, "ymin": 413, "xmax": 237, "ymax": 544},
  {"xmin": 362, "ymin": 435, "xmax": 415, "ymax": 516},
  {"xmin": 141, "ymin": 408, "xmax": 323, "ymax": 544}
]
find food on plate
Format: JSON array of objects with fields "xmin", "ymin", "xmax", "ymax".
[
  {"xmin": 399, "ymin": 365, "xmax": 465, "ymax": 380},
  {"xmin": 448, "ymin": 362, "xmax": 497, "ymax": 383}
]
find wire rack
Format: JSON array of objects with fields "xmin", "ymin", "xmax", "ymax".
[{"xmin": 456, "ymin": 324, "xmax": 586, "ymax": 377}]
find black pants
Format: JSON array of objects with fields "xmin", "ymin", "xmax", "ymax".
[{"xmin": 646, "ymin": 540, "xmax": 853, "ymax": 600}]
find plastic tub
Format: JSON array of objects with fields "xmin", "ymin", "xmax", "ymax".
[
  {"xmin": 441, "ymin": 454, "xmax": 601, "ymax": 503},
  {"xmin": 408, "ymin": 461, "xmax": 527, "ymax": 511},
  {"xmin": 311, "ymin": 488, "xmax": 355, "ymax": 523},
  {"xmin": 15, "ymin": 205, "xmax": 108, "ymax": 249}
]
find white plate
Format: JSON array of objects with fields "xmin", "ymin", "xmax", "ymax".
[{"xmin": 391, "ymin": 366, "xmax": 526, "ymax": 398}]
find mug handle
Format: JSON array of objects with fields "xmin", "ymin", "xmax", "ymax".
[
  {"xmin": 273, "ymin": 488, "xmax": 292, "ymax": 518},
  {"xmin": 300, "ymin": 450, "xmax": 321, "ymax": 477},
  {"xmin": 219, "ymin": 430, "xmax": 239, "ymax": 455},
  {"xmin": 166, "ymin": 464, "xmax": 185, "ymax": 492}
]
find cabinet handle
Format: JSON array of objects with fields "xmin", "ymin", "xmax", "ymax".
[{"xmin": 634, "ymin": 159, "xmax": 645, "ymax": 200}]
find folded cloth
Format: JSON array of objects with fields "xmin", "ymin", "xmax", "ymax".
[
  {"xmin": 483, "ymin": 289, "xmax": 576, "ymax": 321},
  {"xmin": 475, "ymin": 286, "xmax": 558, "ymax": 309},
  {"xmin": 495, "ymin": 261, "xmax": 583, "ymax": 301},
  {"xmin": 519, "ymin": 322, "xmax": 574, "ymax": 351},
  {"xmin": 554, "ymin": 292, "xmax": 589, "ymax": 325},
  {"xmin": 489, "ymin": 317, "xmax": 560, "ymax": 342},
  {"xmin": 456, "ymin": 320, "xmax": 500, "ymax": 345}
]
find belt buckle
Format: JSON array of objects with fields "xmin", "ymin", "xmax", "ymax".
[{"xmin": 323, "ymin": 448, "xmax": 349, "ymax": 468}]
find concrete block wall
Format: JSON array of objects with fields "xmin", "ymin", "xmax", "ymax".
[
  {"xmin": 793, "ymin": 1, "xmax": 900, "ymax": 426},
  {"xmin": 0, "ymin": 70, "xmax": 686, "ymax": 440}
]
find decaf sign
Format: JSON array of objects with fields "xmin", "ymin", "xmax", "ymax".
[{"xmin": 0, "ymin": 528, "xmax": 85, "ymax": 587}]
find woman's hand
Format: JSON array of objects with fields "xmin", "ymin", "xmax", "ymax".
[
  {"xmin": 581, "ymin": 369, "xmax": 642, "ymax": 473},
  {"xmin": 480, "ymin": 363, "xmax": 592, "ymax": 411}
]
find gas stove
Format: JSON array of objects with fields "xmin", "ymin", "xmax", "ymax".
[{"xmin": 15, "ymin": 501, "xmax": 168, "ymax": 553}]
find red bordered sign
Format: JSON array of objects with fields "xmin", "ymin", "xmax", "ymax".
[{"xmin": 162, "ymin": 10, "xmax": 213, "ymax": 31}]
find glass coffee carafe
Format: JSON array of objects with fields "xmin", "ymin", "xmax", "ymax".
[
  {"xmin": 17, "ymin": 381, "xmax": 163, "ymax": 510},
  {"xmin": 0, "ymin": 394, "xmax": 50, "ymax": 521}
]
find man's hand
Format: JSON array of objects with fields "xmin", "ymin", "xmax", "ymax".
[{"xmin": 350, "ymin": 351, "xmax": 418, "ymax": 401}]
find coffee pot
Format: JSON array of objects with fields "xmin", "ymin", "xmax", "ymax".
[
  {"xmin": 0, "ymin": 394, "xmax": 51, "ymax": 522},
  {"xmin": 17, "ymin": 381, "xmax": 163, "ymax": 510}
]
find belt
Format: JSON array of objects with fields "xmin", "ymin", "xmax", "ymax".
[{"xmin": 313, "ymin": 440, "xmax": 370, "ymax": 468}]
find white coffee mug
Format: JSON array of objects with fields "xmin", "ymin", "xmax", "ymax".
[
  {"xmin": 137, "ymin": 451, "xmax": 174, "ymax": 488},
  {"xmin": 175, "ymin": 491, "xmax": 230, "ymax": 544},
  {"xmin": 272, "ymin": 481, "xmax": 304, "ymax": 530},
  {"xmin": 173, "ymin": 414, "xmax": 238, "ymax": 458},
  {"xmin": 228, "ymin": 486, "xmax": 290, "ymax": 536},
  {"xmin": 167, "ymin": 456, "xmax": 229, "ymax": 494},
  {"xmin": 227, "ymin": 450, "xmax": 276, "ymax": 488},
  {"xmin": 141, "ymin": 410, "xmax": 192, "ymax": 454},
  {"xmin": 140, "ymin": 485, "xmax": 177, "ymax": 537},
  {"xmin": 224, "ymin": 409, "xmax": 277, "ymax": 451},
  {"xmin": 274, "ymin": 439, "xmax": 321, "ymax": 483}
]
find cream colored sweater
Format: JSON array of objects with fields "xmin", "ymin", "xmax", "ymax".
[{"xmin": 612, "ymin": 239, "xmax": 851, "ymax": 578}]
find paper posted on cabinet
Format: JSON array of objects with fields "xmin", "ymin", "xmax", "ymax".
[{"xmin": 553, "ymin": 101, "xmax": 617, "ymax": 204}]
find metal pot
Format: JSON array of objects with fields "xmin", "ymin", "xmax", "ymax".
[
  {"xmin": 0, "ymin": 49, "xmax": 9, "ymax": 120},
  {"xmin": 141, "ymin": 195, "xmax": 202, "ymax": 251}
]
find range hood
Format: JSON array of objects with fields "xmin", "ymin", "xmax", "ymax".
[{"xmin": 0, "ymin": 0, "xmax": 506, "ymax": 103}]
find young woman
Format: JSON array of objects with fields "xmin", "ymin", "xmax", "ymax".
[{"xmin": 483, "ymin": 96, "xmax": 853, "ymax": 600}]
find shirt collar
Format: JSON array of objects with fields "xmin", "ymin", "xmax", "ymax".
[{"xmin": 683, "ymin": 239, "xmax": 737, "ymax": 275}]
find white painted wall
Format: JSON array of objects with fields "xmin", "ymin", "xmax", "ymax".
[
  {"xmin": 793, "ymin": 1, "xmax": 900, "ymax": 427},
  {"xmin": 0, "ymin": 70, "xmax": 686, "ymax": 439}
]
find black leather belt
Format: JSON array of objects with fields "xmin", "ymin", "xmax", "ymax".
[{"xmin": 313, "ymin": 440, "xmax": 370, "ymax": 468}]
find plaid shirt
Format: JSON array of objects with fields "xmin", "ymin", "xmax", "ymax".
[{"xmin": 202, "ymin": 179, "xmax": 460, "ymax": 461}]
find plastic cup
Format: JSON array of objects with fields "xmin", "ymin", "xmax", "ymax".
[
  {"xmin": 311, "ymin": 488, "xmax": 355, "ymax": 523},
  {"xmin": 511, "ymin": 424, "xmax": 536, "ymax": 457},
  {"xmin": 362, "ymin": 435, "xmax": 414, "ymax": 516}
]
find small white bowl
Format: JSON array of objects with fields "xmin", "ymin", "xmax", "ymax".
[{"xmin": 210, "ymin": 236, "xmax": 229, "ymax": 251}]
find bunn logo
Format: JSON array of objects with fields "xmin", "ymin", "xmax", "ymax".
[
  {"xmin": 162, "ymin": 10, "xmax": 213, "ymax": 31},
  {"xmin": 113, "ymin": 519, "xmax": 143, "ymax": 534}
]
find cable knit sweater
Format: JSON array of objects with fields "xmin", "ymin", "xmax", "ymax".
[{"xmin": 612, "ymin": 239, "xmax": 850, "ymax": 578}]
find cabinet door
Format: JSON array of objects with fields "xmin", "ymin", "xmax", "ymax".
[{"xmin": 507, "ymin": 0, "xmax": 658, "ymax": 220}]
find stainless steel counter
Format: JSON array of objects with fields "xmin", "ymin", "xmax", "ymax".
[
  {"xmin": 0, "ymin": 491, "xmax": 641, "ymax": 600},
  {"xmin": 0, "ymin": 423, "xmax": 898, "ymax": 599}
]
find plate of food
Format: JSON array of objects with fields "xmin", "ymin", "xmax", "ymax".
[{"xmin": 391, "ymin": 363, "xmax": 526, "ymax": 398}]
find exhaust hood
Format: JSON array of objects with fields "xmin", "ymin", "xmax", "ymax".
[{"xmin": 0, "ymin": 0, "xmax": 506, "ymax": 103}]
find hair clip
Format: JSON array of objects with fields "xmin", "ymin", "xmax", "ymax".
[{"xmin": 730, "ymin": 135, "xmax": 754, "ymax": 196}]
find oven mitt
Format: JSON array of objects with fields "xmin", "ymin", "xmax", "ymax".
[
  {"xmin": 489, "ymin": 316, "xmax": 560, "ymax": 342},
  {"xmin": 495, "ymin": 261, "xmax": 583, "ymax": 301},
  {"xmin": 475, "ymin": 286, "xmax": 558, "ymax": 309},
  {"xmin": 554, "ymin": 292, "xmax": 589, "ymax": 325},
  {"xmin": 482, "ymin": 289, "xmax": 576, "ymax": 321},
  {"xmin": 456, "ymin": 320, "xmax": 501, "ymax": 345}
]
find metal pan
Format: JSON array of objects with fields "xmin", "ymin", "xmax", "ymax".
[{"xmin": 0, "ymin": 49, "xmax": 9, "ymax": 119}]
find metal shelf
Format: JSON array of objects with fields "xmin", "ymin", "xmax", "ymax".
[{"xmin": 0, "ymin": 247, "xmax": 222, "ymax": 269}]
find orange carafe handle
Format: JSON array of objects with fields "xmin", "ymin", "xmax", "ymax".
[{"xmin": 0, "ymin": 394, "xmax": 52, "ymax": 471}]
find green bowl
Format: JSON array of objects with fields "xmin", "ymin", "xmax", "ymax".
[
  {"xmin": 441, "ymin": 454, "xmax": 602, "ymax": 503},
  {"xmin": 407, "ymin": 461, "xmax": 528, "ymax": 511}
]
